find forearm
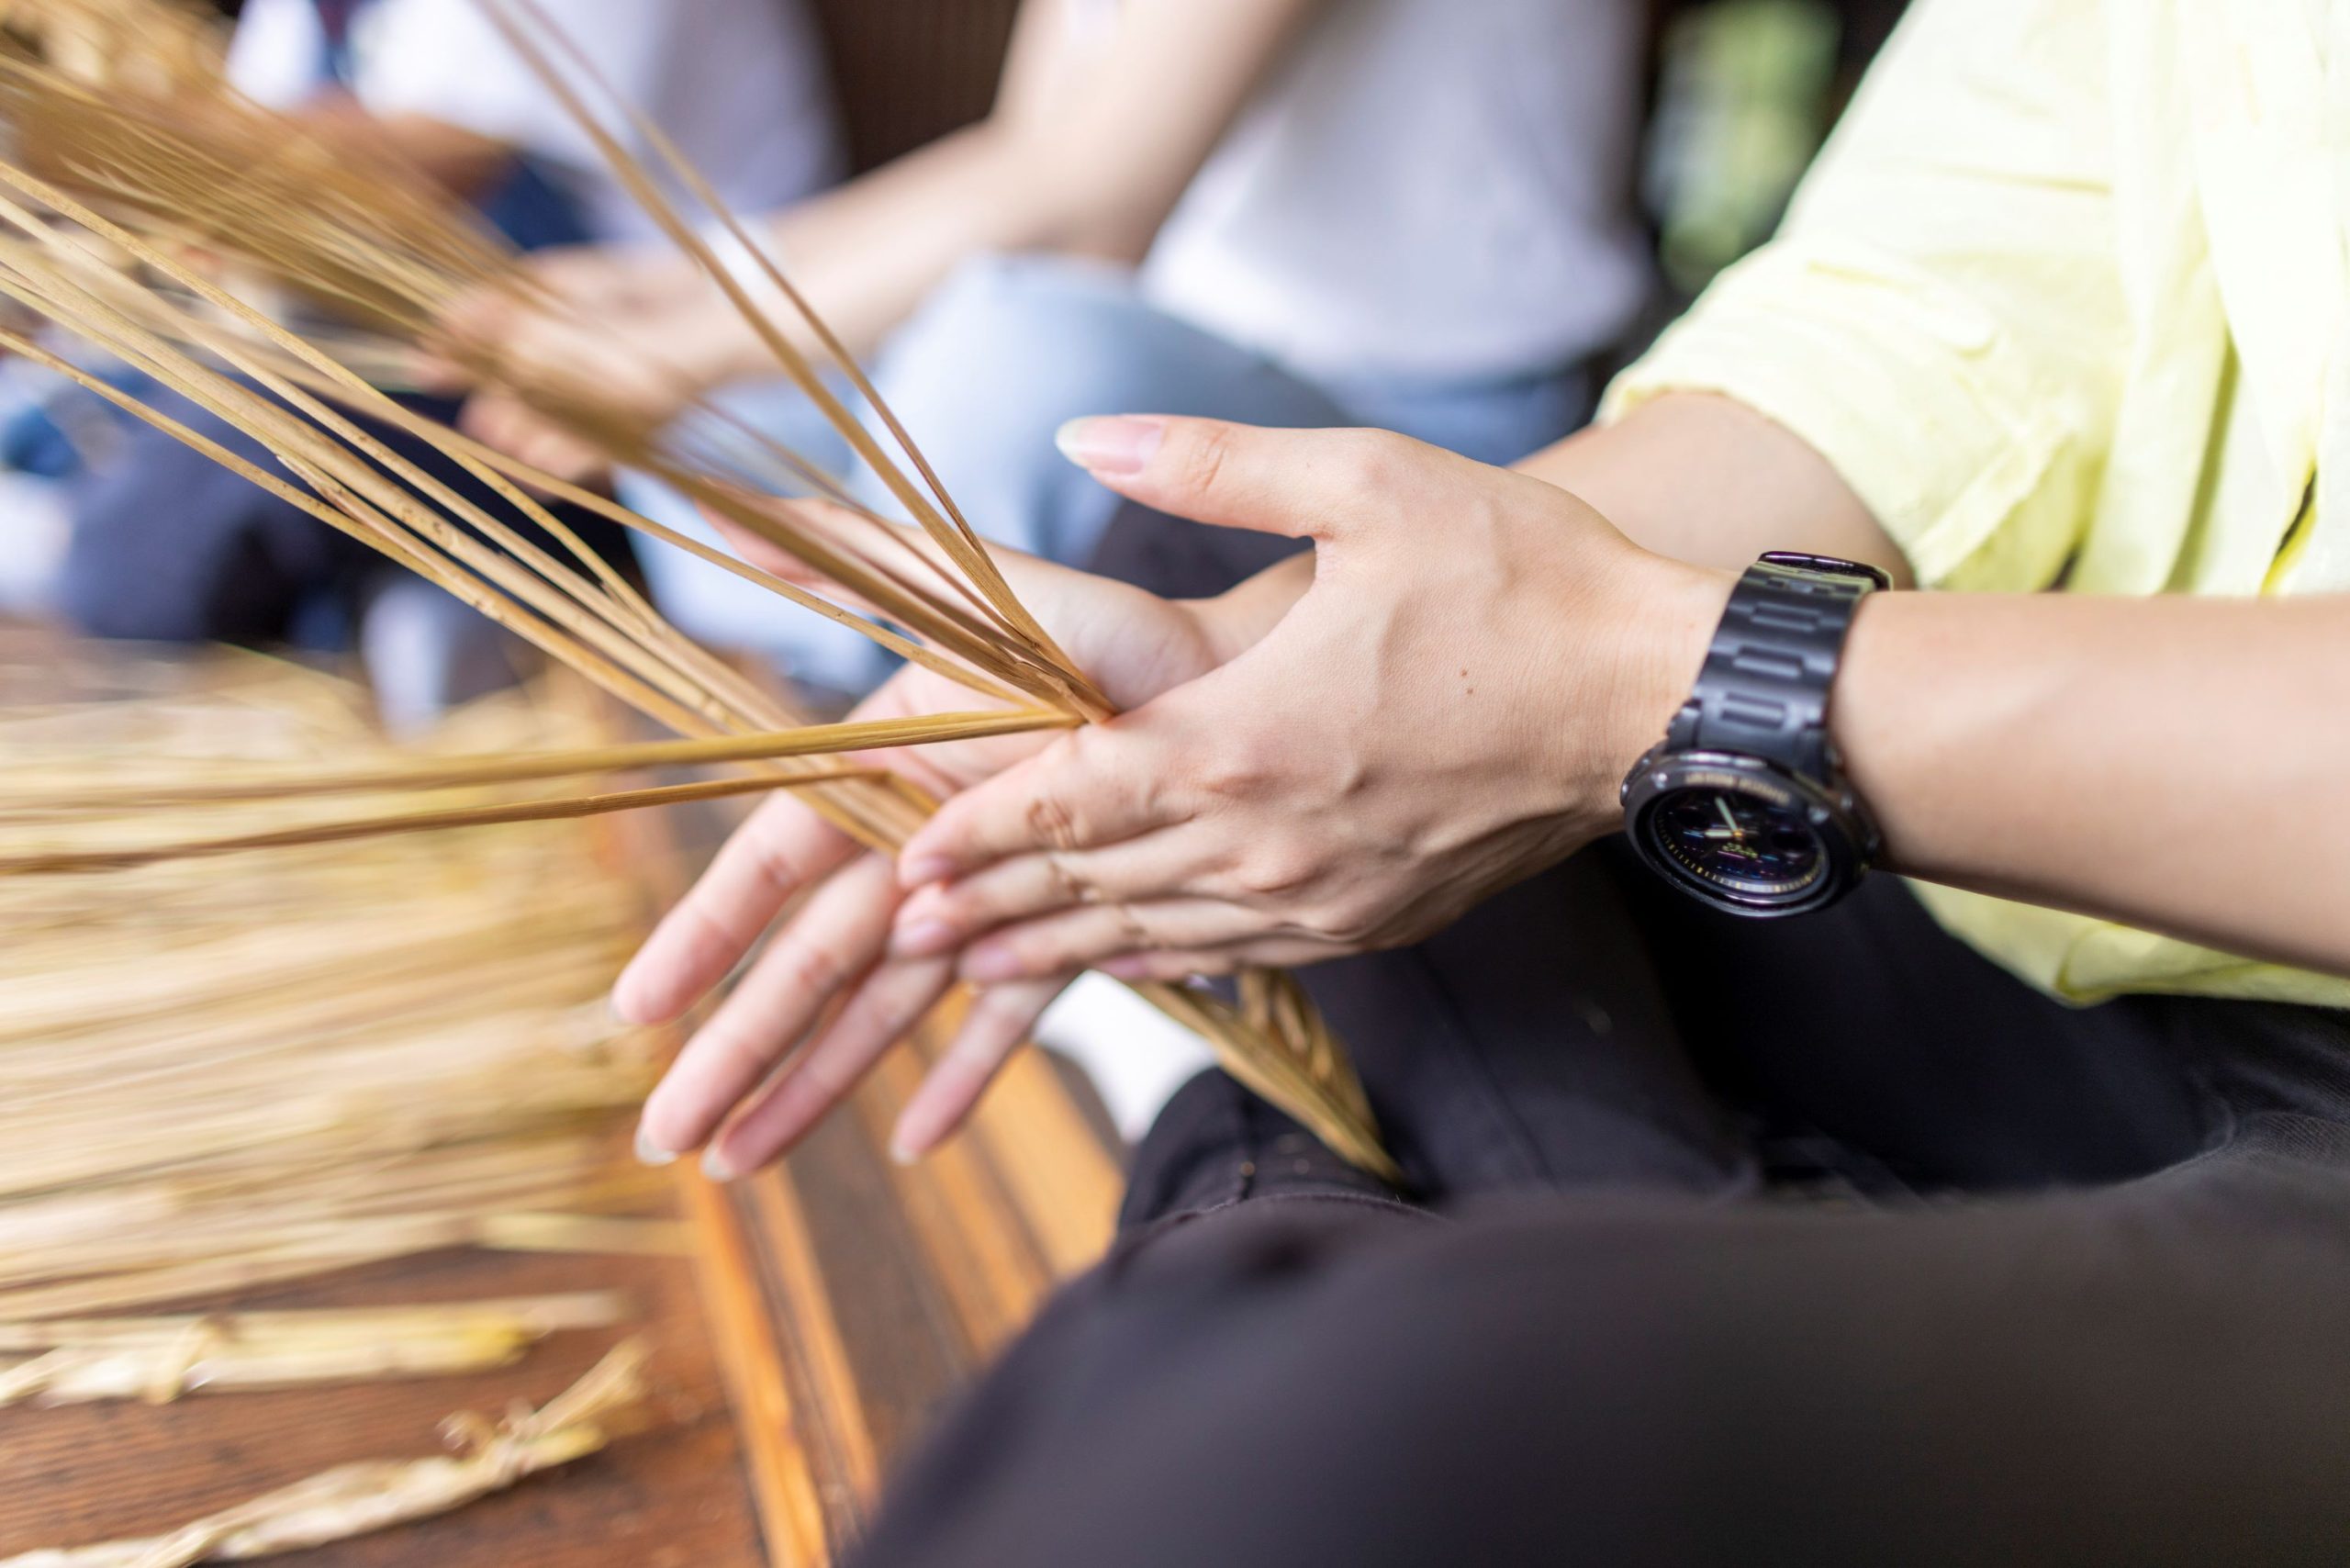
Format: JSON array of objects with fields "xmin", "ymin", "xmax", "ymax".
[
  {"xmin": 1518, "ymin": 394, "xmax": 1913, "ymax": 585},
  {"xmin": 699, "ymin": 0, "xmax": 1318, "ymax": 374},
  {"xmin": 1534, "ymin": 395, "xmax": 2348, "ymax": 972},
  {"xmin": 750, "ymin": 122, "xmax": 1064, "ymax": 366},
  {"xmin": 1831, "ymin": 589, "xmax": 2350, "ymax": 976}
]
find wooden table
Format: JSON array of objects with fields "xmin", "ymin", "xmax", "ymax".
[{"xmin": 0, "ymin": 635, "xmax": 1125, "ymax": 1566}]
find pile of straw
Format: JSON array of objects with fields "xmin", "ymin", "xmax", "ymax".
[
  {"xmin": 0, "ymin": 656, "xmax": 665, "ymax": 1560},
  {"xmin": 0, "ymin": 657, "xmax": 679, "ymax": 1326},
  {"xmin": 0, "ymin": 0, "xmax": 1394, "ymax": 1175}
]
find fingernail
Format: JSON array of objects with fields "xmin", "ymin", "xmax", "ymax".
[
  {"xmin": 960, "ymin": 944, "xmax": 1025, "ymax": 983},
  {"xmin": 892, "ymin": 918, "xmax": 958, "ymax": 959},
  {"xmin": 888, "ymin": 1137, "xmax": 921, "ymax": 1168},
  {"xmin": 700, "ymin": 1145, "xmax": 738, "ymax": 1183},
  {"xmin": 1055, "ymin": 416, "xmax": 1162, "ymax": 476},
  {"xmin": 899, "ymin": 854, "xmax": 954, "ymax": 889},
  {"xmin": 1101, "ymin": 956, "xmax": 1151, "ymax": 981},
  {"xmin": 634, "ymin": 1126, "xmax": 677, "ymax": 1167}
]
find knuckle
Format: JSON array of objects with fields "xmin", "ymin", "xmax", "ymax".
[
  {"xmin": 1330, "ymin": 428, "xmax": 1414, "ymax": 499},
  {"xmin": 1230, "ymin": 849, "xmax": 1318, "ymax": 902},
  {"xmin": 1023, "ymin": 788, "xmax": 1085, "ymax": 853},
  {"xmin": 1107, "ymin": 901, "xmax": 1157, "ymax": 949},
  {"xmin": 772, "ymin": 936, "xmax": 848, "ymax": 998},
  {"xmin": 1046, "ymin": 855, "xmax": 1101, "ymax": 906},
  {"xmin": 974, "ymin": 984, "xmax": 1045, "ymax": 1036},
  {"xmin": 1308, "ymin": 891, "xmax": 1386, "ymax": 945},
  {"xmin": 705, "ymin": 1025, "xmax": 778, "ymax": 1086},
  {"xmin": 1195, "ymin": 734, "xmax": 1279, "ymax": 803},
  {"xmin": 1169, "ymin": 421, "xmax": 1234, "ymax": 499}
]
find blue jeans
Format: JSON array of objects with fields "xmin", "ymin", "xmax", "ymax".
[{"xmin": 624, "ymin": 253, "xmax": 1591, "ymax": 694}]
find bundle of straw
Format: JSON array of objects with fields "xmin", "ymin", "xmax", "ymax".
[
  {"xmin": 0, "ymin": 0, "xmax": 1393, "ymax": 1176},
  {"xmin": 0, "ymin": 659, "xmax": 686, "ymax": 1326}
]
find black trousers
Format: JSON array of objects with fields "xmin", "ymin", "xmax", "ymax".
[{"xmin": 845, "ymin": 511, "xmax": 2350, "ymax": 1565}]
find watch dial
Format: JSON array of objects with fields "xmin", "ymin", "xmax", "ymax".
[{"xmin": 1651, "ymin": 787, "xmax": 1827, "ymax": 902}]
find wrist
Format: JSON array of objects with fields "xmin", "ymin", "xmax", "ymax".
[{"xmin": 1572, "ymin": 554, "xmax": 1736, "ymax": 831}]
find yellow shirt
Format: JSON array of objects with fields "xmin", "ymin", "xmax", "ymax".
[{"xmin": 1606, "ymin": 0, "xmax": 2350, "ymax": 1008}]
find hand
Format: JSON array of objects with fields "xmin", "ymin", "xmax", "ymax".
[
  {"xmin": 617, "ymin": 501, "xmax": 1290, "ymax": 1176},
  {"xmin": 887, "ymin": 417, "xmax": 1734, "ymax": 983},
  {"xmin": 421, "ymin": 246, "xmax": 733, "ymax": 481}
]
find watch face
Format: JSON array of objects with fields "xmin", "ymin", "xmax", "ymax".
[{"xmin": 1650, "ymin": 786, "xmax": 1828, "ymax": 903}]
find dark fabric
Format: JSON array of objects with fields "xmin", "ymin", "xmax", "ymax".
[
  {"xmin": 838, "ymin": 510, "xmax": 2350, "ymax": 1567},
  {"xmin": 860, "ymin": 1101, "xmax": 2350, "ymax": 1566},
  {"xmin": 59, "ymin": 385, "xmax": 630, "ymax": 647},
  {"xmin": 1090, "ymin": 495, "xmax": 1309, "ymax": 603},
  {"xmin": 854, "ymin": 866, "xmax": 2350, "ymax": 1566},
  {"xmin": 1619, "ymin": 854, "xmax": 2216, "ymax": 1194}
]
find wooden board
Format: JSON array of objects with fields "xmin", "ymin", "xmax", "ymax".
[
  {"xmin": 0, "ymin": 1244, "xmax": 766, "ymax": 1568},
  {"xmin": 622, "ymin": 760, "xmax": 1127, "ymax": 1564}
]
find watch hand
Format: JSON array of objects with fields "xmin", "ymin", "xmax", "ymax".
[{"xmin": 1715, "ymin": 799, "xmax": 1744, "ymax": 839}]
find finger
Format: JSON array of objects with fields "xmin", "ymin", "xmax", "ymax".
[
  {"xmin": 636, "ymin": 852, "xmax": 898, "ymax": 1159},
  {"xmin": 890, "ymin": 978, "xmax": 1065, "ymax": 1161},
  {"xmin": 701, "ymin": 500, "xmax": 1224, "ymax": 716},
  {"xmin": 405, "ymin": 346, "xmax": 474, "ymax": 396},
  {"xmin": 433, "ymin": 280, "xmax": 520, "ymax": 347},
  {"xmin": 613, "ymin": 793, "xmax": 857, "ymax": 1025},
  {"xmin": 956, "ymin": 901, "xmax": 1285, "ymax": 985},
  {"xmin": 456, "ymin": 391, "xmax": 539, "ymax": 458},
  {"xmin": 1055, "ymin": 417, "xmax": 1430, "ymax": 543},
  {"xmin": 897, "ymin": 722, "xmax": 1172, "ymax": 888},
  {"xmin": 704, "ymin": 952, "xmax": 957, "ymax": 1178},
  {"xmin": 1097, "ymin": 937, "xmax": 1339, "ymax": 984},
  {"xmin": 890, "ymin": 834, "xmax": 1210, "ymax": 959}
]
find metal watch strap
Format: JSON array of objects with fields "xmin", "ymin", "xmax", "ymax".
[{"xmin": 1663, "ymin": 552, "xmax": 1891, "ymax": 783}]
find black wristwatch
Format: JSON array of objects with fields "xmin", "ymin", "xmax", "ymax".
[{"xmin": 1620, "ymin": 552, "xmax": 1889, "ymax": 917}]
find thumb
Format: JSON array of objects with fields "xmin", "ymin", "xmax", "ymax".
[{"xmin": 1054, "ymin": 416, "xmax": 1387, "ymax": 543}]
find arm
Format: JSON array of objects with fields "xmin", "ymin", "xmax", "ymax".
[
  {"xmin": 741, "ymin": 0, "xmax": 1324, "ymax": 364},
  {"xmin": 1516, "ymin": 394, "xmax": 1912, "ymax": 587},
  {"xmin": 890, "ymin": 414, "xmax": 2350, "ymax": 989},
  {"xmin": 439, "ymin": 0, "xmax": 1324, "ymax": 466},
  {"xmin": 1531, "ymin": 397, "xmax": 2343, "ymax": 969},
  {"xmin": 1838, "ymin": 588, "xmax": 2350, "ymax": 978}
]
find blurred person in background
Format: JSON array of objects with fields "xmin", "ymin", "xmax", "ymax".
[
  {"xmin": 610, "ymin": 1, "xmax": 2350, "ymax": 1560},
  {"xmin": 442, "ymin": 0, "xmax": 1653, "ymax": 698},
  {"xmin": 47, "ymin": 0, "xmax": 839, "ymax": 728}
]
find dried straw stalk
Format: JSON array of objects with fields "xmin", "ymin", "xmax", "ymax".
[
  {"xmin": 1, "ymin": 1338, "xmax": 652, "ymax": 1568},
  {"xmin": 0, "ymin": 1293, "xmax": 626, "ymax": 1406},
  {"xmin": 0, "ymin": 0, "xmax": 1393, "ymax": 1176}
]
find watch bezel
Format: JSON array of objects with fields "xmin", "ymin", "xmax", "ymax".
[{"xmin": 1620, "ymin": 748, "xmax": 1875, "ymax": 918}]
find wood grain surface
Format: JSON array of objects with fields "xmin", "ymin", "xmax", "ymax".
[{"xmin": 0, "ymin": 636, "xmax": 1125, "ymax": 1565}]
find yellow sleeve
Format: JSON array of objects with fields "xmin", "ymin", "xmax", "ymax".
[{"xmin": 1605, "ymin": 0, "xmax": 2127, "ymax": 591}]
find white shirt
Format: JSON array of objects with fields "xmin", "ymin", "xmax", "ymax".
[
  {"xmin": 1127, "ymin": 0, "xmax": 1651, "ymax": 383},
  {"xmin": 226, "ymin": 0, "xmax": 842, "ymax": 245}
]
